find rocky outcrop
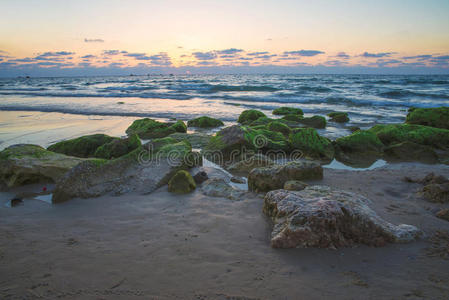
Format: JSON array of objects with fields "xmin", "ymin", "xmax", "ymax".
[
  {"xmin": 335, "ymin": 130, "xmax": 384, "ymax": 166},
  {"xmin": 204, "ymin": 125, "xmax": 252, "ymax": 163},
  {"xmin": 406, "ymin": 107, "xmax": 449, "ymax": 129},
  {"xmin": 47, "ymin": 134, "xmax": 116, "ymax": 158},
  {"xmin": 283, "ymin": 180, "xmax": 308, "ymax": 191},
  {"xmin": 168, "ymin": 132, "xmax": 212, "ymax": 149},
  {"xmin": 267, "ymin": 121, "xmax": 291, "ymax": 136},
  {"xmin": 299, "ymin": 115, "xmax": 326, "ymax": 129},
  {"xmin": 168, "ymin": 170, "xmax": 196, "ymax": 194},
  {"xmin": 328, "ymin": 112, "xmax": 349, "ymax": 123},
  {"xmin": 187, "ymin": 116, "xmax": 224, "ymax": 128},
  {"xmin": 384, "ymin": 141, "xmax": 439, "ymax": 164},
  {"xmin": 248, "ymin": 161, "xmax": 323, "ymax": 192},
  {"xmin": 94, "ymin": 134, "xmax": 141, "ymax": 159},
  {"xmin": 272, "ymin": 107, "xmax": 303, "ymax": 116},
  {"xmin": 0, "ymin": 144, "xmax": 89, "ymax": 187},
  {"xmin": 237, "ymin": 110, "xmax": 266, "ymax": 125},
  {"xmin": 227, "ymin": 154, "xmax": 275, "ymax": 174},
  {"xmin": 289, "ymin": 128, "xmax": 334, "ymax": 161},
  {"xmin": 126, "ymin": 118, "xmax": 187, "ymax": 139},
  {"xmin": 263, "ymin": 186, "xmax": 421, "ymax": 248}
]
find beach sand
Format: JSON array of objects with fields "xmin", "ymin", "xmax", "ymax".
[{"xmin": 1, "ymin": 163, "xmax": 449, "ymax": 299}]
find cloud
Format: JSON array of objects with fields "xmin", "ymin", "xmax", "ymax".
[
  {"xmin": 433, "ymin": 55, "xmax": 449, "ymax": 60},
  {"xmin": 402, "ymin": 54, "xmax": 432, "ymax": 60},
  {"xmin": 148, "ymin": 53, "xmax": 172, "ymax": 66},
  {"xmin": 193, "ymin": 51, "xmax": 217, "ymax": 60},
  {"xmin": 361, "ymin": 52, "xmax": 394, "ymax": 58},
  {"xmin": 216, "ymin": 48, "xmax": 244, "ymax": 55},
  {"xmin": 84, "ymin": 38, "xmax": 104, "ymax": 43},
  {"xmin": 247, "ymin": 51, "xmax": 269, "ymax": 56},
  {"xmin": 103, "ymin": 50, "xmax": 121, "ymax": 55},
  {"xmin": 81, "ymin": 55, "xmax": 96, "ymax": 59},
  {"xmin": 283, "ymin": 50, "xmax": 325, "ymax": 57},
  {"xmin": 335, "ymin": 52, "xmax": 350, "ymax": 59},
  {"xmin": 196, "ymin": 61, "xmax": 216, "ymax": 66}
]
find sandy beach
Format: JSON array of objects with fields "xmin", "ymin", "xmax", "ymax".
[{"xmin": 1, "ymin": 161, "xmax": 449, "ymax": 299}]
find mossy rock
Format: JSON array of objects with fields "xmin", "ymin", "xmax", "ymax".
[
  {"xmin": 126, "ymin": 118, "xmax": 186, "ymax": 139},
  {"xmin": 94, "ymin": 134, "xmax": 141, "ymax": 159},
  {"xmin": 249, "ymin": 117, "xmax": 276, "ymax": 126},
  {"xmin": 299, "ymin": 115, "xmax": 327, "ymax": 129},
  {"xmin": 335, "ymin": 130, "xmax": 384, "ymax": 153},
  {"xmin": 168, "ymin": 170, "xmax": 196, "ymax": 194},
  {"xmin": 282, "ymin": 114, "xmax": 304, "ymax": 122},
  {"xmin": 168, "ymin": 132, "xmax": 212, "ymax": 149},
  {"xmin": 384, "ymin": 142, "xmax": 439, "ymax": 164},
  {"xmin": 273, "ymin": 107, "xmax": 303, "ymax": 116},
  {"xmin": 289, "ymin": 128, "xmax": 334, "ymax": 161},
  {"xmin": 328, "ymin": 112, "xmax": 349, "ymax": 123},
  {"xmin": 47, "ymin": 134, "xmax": 117, "ymax": 158},
  {"xmin": 187, "ymin": 116, "xmax": 224, "ymax": 128},
  {"xmin": 368, "ymin": 124, "xmax": 449, "ymax": 149},
  {"xmin": 244, "ymin": 128, "xmax": 290, "ymax": 151},
  {"xmin": 406, "ymin": 107, "xmax": 449, "ymax": 129},
  {"xmin": 237, "ymin": 110, "xmax": 266, "ymax": 124},
  {"xmin": 267, "ymin": 121, "xmax": 291, "ymax": 136}
]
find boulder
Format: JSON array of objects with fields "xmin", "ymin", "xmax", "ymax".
[
  {"xmin": 244, "ymin": 128, "xmax": 290, "ymax": 152},
  {"xmin": 273, "ymin": 107, "xmax": 303, "ymax": 116},
  {"xmin": 368, "ymin": 124, "xmax": 449, "ymax": 149},
  {"xmin": 335, "ymin": 130, "xmax": 384, "ymax": 166},
  {"xmin": 126, "ymin": 118, "xmax": 186, "ymax": 139},
  {"xmin": 267, "ymin": 121, "xmax": 291, "ymax": 137},
  {"xmin": 406, "ymin": 107, "xmax": 449, "ymax": 129},
  {"xmin": 384, "ymin": 142, "xmax": 439, "ymax": 164},
  {"xmin": 0, "ymin": 144, "xmax": 89, "ymax": 187},
  {"xmin": 421, "ymin": 183, "xmax": 449, "ymax": 203},
  {"xmin": 193, "ymin": 170, "xmax": 209, "ymax": 184},
  {"xmin": 230, "ymin": 176, "xmax": 246, "ymax": 184},
  {"xmin": 227, "ymin": 154, "xmax": 275, "ymax": 174},
  {"xmin": 282, "ymin": 114, "xmax": 303, "ymax": 122},
  {"xmin": 248, "ymin": 161, "xmax": 323, "ymax": 192},
  {"xmin": 187, "ymin": 116, "xmax": 224, "ymax": 128},
  {"xmin": 289, "ymin": 128, "xmax": 335, "ymax": 161},
  {"xmin": 299, "ymin": 115, "xmax": 326, "ymax": 129},
  {"xmin": 283, "ymin": 180, "xmax": 308, "ymax": 191},
  {"xmin": 94, "ymin": 134, "xmax": 141, "ymax": 159},
  {"xmin": 168, "ymin": 132, "xmax": 212, "ymax": 149},
  {"xmin": 328, "ymin": 112, "xmax": 349, "ymax": 123},
  {"xmin": 237, "ymin": 110, "xmax": 266, "ymax": 125},
  {"xmin": 168, "ymin": 170, "xmax": 196, "ymax": 194},
  {"xmin": 201, "ymin": 178, "xmax": 246, "ymax": 200},
  {"xmin": 204, "ymin": 125, "xmax": 252, "ymax": 163},
  {"xmin": 52, "ymin": 139, "xmax": 200, "ymax": 203},
  {"xmin": 47, "ymin": 134, "xmax": 116, "ymax": 158},
  {"xmin": 263, "ymin": 186, "xmax": 421, "ymax": 248},
  {"xmin": 249, "ymin": 117, "xmax": 275, "ymax": 127}
]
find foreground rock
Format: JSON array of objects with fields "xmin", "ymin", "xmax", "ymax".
[
  {"xmin": 227, "ymin": 154, "xmax": 275, "ymax": 174},
  {"xmin": 201, "ymin": 178, "xmax": 246, "ymax": 200},
  {"xmin": 263, "ymin": 186, "xmax": 421, "ymax": 248},
  {"xmin": 248, "ymin": 161, "xmax": 323, "ymax": 192},
  {"xmin": 405, "ymin": 173, "xmax": 449, "ymax": 203},
  {"xmin": 94, "ymin": 134, "xmax": 141, "ymax": 159},
  {"xmin": 168, "ymin": 170, "xmax": 196, "ymax": 194},
  {"xmin": 289, "ymin": 128, "xmax": 334, "ymax": 161},
  {"xmin": 52, "ymin": 140, "xmax": 201, "ymax": 203},
  {"xmin": 47, "ymin": 134, "xmax": 116, "ymax": 158},
  {"xmin": 283, "ymin": 180, "xmax": 308, "ymax": 191},
  {"xmin": 0, "ymin": 144, "xmax": 88, "ymax": 187},
  {"xmin": 406, "ymin": 107, "xmax": 449, "ymax": 129},
  {"xmin": 335, "ymin": 130, "xmax": 384, "ymax": 166}
]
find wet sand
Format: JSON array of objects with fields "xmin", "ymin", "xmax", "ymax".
[{"xmin": 1, "ymin": 163, "xmax": 449, "ymax": 299}]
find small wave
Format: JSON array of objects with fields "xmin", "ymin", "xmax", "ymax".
[
  {"xmin": 379, "ymin": 90, "xmax": 449, "ymax": 100},
  {"xmin": 204, "ymin": 84, "xmax": 279, "ymax": 93}
]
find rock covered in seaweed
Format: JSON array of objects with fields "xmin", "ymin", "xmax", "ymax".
[
  {"xmin": 263, "ymin": 186, "xmax": 421, "ymax": 248},
  {"xmin": 335, "ymin": 130, "xmax": 384, "ymax": 166},
  {"xmin": 272, "ymin": 107, "xmax": 303, "ymax": 116},
  {"xmin": 168, "ymin": 170, "xmax": 196, "ymax": 194},
  {"xmin": 94, "ymin": 134, "xmax": 141, "ymax": 159},
  {"xmin": 328, "ymin": 112, "xmax": 349, "ymax": 123},
  {"xmin": 248, "ymin": 160, "xmax": 323, "ymax": 192},
  {"xmin": 298, "ymin": 115, "xmax": 326, "ymax": 129},
  {"xmin": 187, "ymin": 116, "xmax": 224, "ymax": 128},
  {"xmin": 47, "ymin": 134, "xmax": 117, "ymax": 158},
  {"xmin": 126, "ymin": 118, "xmax": 186, "ymax": 139},
  {"xmin": 0, "ymin": 144, "xmax": 89, "ymax": 187},
  {"xmin": 289, "ymin": 128, "xmax": 334, "ymax": 161},
  {"xmin": 406, "ymin": 107, "xmax": 449, "ymax": 130},
  {"xmin": 237, "ymin": 110, "xmax": 266, "ymax": 125}
]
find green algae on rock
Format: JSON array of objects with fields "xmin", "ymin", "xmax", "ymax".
[
  {"xmin": 237, "ymin": 110, "xmax": 266, "ymax": 124},
  {"xmin": 328, "ymin": 112, "xmax": 350, "ymax": 123},
  {"xmin": 406, "ymin": 107, "xmax": 449, "ymax": 129},
  {"xmin": 289, "ymin": 128, "xmax": 334, "ymax": 161},
  {"xmin": 168, "ymin": 170, "xmax": 196, "ymax": 194},
  {"xmin": 94, "ymin": 134, "xmax": 141, "ymax": 159},
  {"xmin": 273, "ymin": 107, "xmax": 303, "ymax": 116},
  {"xmin": 267, "ymin": 121, "xmax": 291, "ymax": 137},
  {"xmin": 336, "ymin": 130, "xmax": 384, "ymax": 154},
  {"xmin": 126, "ymin": 118, "xmax": 186, "ymax": 139},
  {"xmin": 47, "ymin": 134, "xmax": 116, "ymax": 158},
  {"xmin": 299, "ymin": 115, "xmax": 327, "ymax": 129},
  {"xmin": 187, "ymin": 116, "xmax": 224, "ymax": 128},
  {"xmin": 281, "ymin": 114, "xmax": 303, "ymax": 122}
]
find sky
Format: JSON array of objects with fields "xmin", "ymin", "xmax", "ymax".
[{"xmin": 1, "ymin": 0, "xmax": 449, "ymax": 76}]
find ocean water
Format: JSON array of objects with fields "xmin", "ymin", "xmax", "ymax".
[{"xmin": 0, "ymin": 74, "xmax": 448, "ymax": 138}]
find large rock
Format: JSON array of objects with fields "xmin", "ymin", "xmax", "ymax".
[
  {"xmin": 328, "ymin": 112, "xmax": 349, "ymax": 123},
  {"xmin": 0, "ymin": 144, "xmax": 89, "ymax": 187},
  {"xmin": 237, "ymin": 110, "xmax": 266, "ymax": 125},
  {"xmin": 168, "ymin": 170, "xmax": 196, "ymax": 194},
  {"xmin": 94, "ymin": 134, "xmax": 141, "ymax": 159},
  {"xmin": 47, "ymin": 134, "xmax": 116, "ymax": 158},
  {"xmin": 187, "ymin": 116, "xmax": 224, "ymax": 128},
  {"xmin": 272, "ymin": 107, "xmax": 303, "ymax": 116},
  {"xmin": 227, "ymin": 154, "xmax": 275, "ymax": 174},
  {"xmin": 384, "ymin": 142, "xmax": 439, "ymax": 164},
  {"xmin": 299, "ymin": 115, "xmax": 326, "ymax": 129},
  {"xmin": 267, "ymin": 121, "xmax": 291, "ymax": 136},
  {"xmin": 204, "ymin": 125, "xmax": 252, "ymax": 163},
  {"xmin": 168, "ymin": 132, "xmax": 212, "ymax": 149},
  {"xmin": 263, "ymin": 186, "xmax": 421, "ymax": 248},
  {"xmin": 289, "ymin": 128, "xmax": 334, "ymax": 161},
  {"xmin": 248, "ymin": 161, "xmax": 323, "ymax": 192},
  {"xmin": 406, "ymin": 107, "xmax": 449, "ymax": 129},
  {"xmin": 201, "ymin": 178, "xmax": 246, "ymax": 200},
  {"xmin": 52, "ymin": 140, "xmax": 201, "ymax": 203},
  {"xmin": 126, "ymin": 118, "xmax": 186, "ymax": 139},
  {"xmin": 335, "ymin": 130, "xmax": 384, "ymax": 166}
]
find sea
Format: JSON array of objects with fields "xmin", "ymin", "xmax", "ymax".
[{"xmin": 0, "ymin": 74, "xmax": 448, "ymax": 139}]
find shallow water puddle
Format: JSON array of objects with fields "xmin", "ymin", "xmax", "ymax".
[
  {"xmin": 34, "ymin": 194, "xmax": 53, "ymax": 204},
  {"xmin": 324, "ymin": 159, "xmax": 387, "ymax": 171}
]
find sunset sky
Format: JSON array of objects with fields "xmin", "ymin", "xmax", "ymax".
[{"xmin": 1, "ymin": 0, "xmax": 449, "ymax": 76}]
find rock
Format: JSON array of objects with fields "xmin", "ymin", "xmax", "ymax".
[
  {"xmin": 47, "ymin": 134, "xmax": 116, "ymax": 158},
  {"xmin": 273, "ymin": 107, "xmax": 303, "ymax": 116},
  {"xmin": 193, "ymin": 170, "xmax": 208, "ymax": 184},
  {"xmin": 168, "ymin": 170, "xmax": 196, "ymax": 194},
  {"xmin": 204, "ymin": 125, "xmax": 252, "ymax": 163},
  {"xmin": 227, "ymin": 154, "xmax": 275, "ymax": 174},
  {"xmin": 9, "ymin": 197, "xmax": 24, "ymax": 207},
  {"xmin": 299, "ymin": 115, "xmax": 326, "ymax": 129},
  {"xmin": 248, "ymin": 117, "xmax": 275, "ymax": 127},
  {"xmin": 406, "ymin": 107, "xmax": 449, "ymax": 129},
  {"xmin": 267, "ymin": 121, "xmax": 291, "ymax": 136},
  {"xmin": 436, "ymin": 209, "xmax": 449, "ymax": 222},
  {"xmin": 168, "ymin": 132, "xmax": 212, "ymax": 149},
  {"xmin": 230, "ymin": 176, "xmax": 246, "ymax": 184},
  {"xmin": 368, "ymin": 124, "xmax": 449, "ymax": 149},
  {"xmin": 263, "ymin": 186, "xmax": 421, "ymax": 248},
  {"xmin": 126, "ymin": 118, "xmax": 186, "ymax": 139},
  {"xmin": 52, "ymin": 139, "xmax": 200, "ymax": 203},
  {"xmin": 289, "ymin": 128, "xmax": 335, "ymax": 161},
  {"xmin": 0, "ymin": 144, "xmax": 89, "ymax": 187},
  {"xmin": 282, "ymin": 114, "xmax": 303, "ymax": 122},
  {"xmin": 93, "ymin": 134, "xmax": 141, "ymax": 159},
  {"xmin": 328, "ymin": 112, "xmax": 349, "ymax": 123},
  {"xmin": 187, "ymin": 116, "xmax": 224, "ymax": 128},
  {"xmin": 384, "ymin": 142, "xmax": 439, "ymax": 164},
  {"xmin": 348, "ymin": 126, "xmax": 360, "ymax": 133},
  {"xmin": 421, "ymin": 183, "xmax": 449, "ymax": 203},
  {"xmin": 244, "ymin": 128, "xmax": 290, "ymax": 152},
  {"xmin": 201, "ymin": 178, "xmax": 246, "ymax": 200},
  {"xmin": 248, "ymin": 161, "xmax": 323, "ymax": 192},
  {"xmin": 335, "ymin": 130, "xmax": 384, "ymax": 166},
  {"xmin": 283, "ymin": 180, "xmax": 308, "ymax": 191},
  {"xmin": 237, "ymin": 110, "xmax": 266, "ymax": 125}
]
